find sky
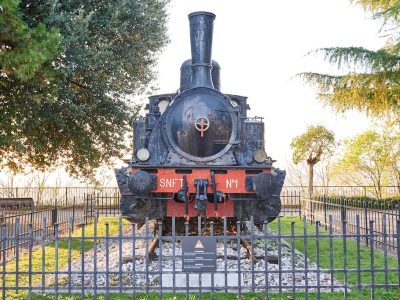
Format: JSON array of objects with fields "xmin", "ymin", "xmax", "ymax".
[{"xmin": 153, "ymin": 0, "xmax": 386, "ymax": 169}]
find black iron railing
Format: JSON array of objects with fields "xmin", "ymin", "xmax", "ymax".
[
  {"xmin": 0, "ymin": 215, "xmax": 399, "ymax": 299},
  {"xmin": 301, "ymin": 195, "xmax": 400, "ymax": 252},
  {"xmin": 2, "ymin": 186, "xmax": 400, "ymax": 259}
]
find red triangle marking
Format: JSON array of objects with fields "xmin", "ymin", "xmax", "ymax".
[{"xmin": 194, "ymin": 240, "xmax": 204, "ymax": 249}]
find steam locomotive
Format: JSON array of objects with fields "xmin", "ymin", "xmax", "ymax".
[{"xmin": 115, "ymin": 11, "xmax": 286, "ymax": 225}]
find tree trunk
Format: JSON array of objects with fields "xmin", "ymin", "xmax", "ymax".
[{"xmin": 308, "ymin": 162, "xmax": 314, "ymax": 196}]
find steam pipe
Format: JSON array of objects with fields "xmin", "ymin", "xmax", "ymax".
[{"xmin": 188, "ymin": 11, "xmax": 215, "ymax": 89}]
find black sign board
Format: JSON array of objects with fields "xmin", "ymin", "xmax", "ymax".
[{"xmin": 182, "ymin": 236, "xmax": 216, "ymax": 272}]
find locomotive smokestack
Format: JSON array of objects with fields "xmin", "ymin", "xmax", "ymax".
[{"xmin": 189, "ymin": 12, "xmax": 215, "ymax": 89}]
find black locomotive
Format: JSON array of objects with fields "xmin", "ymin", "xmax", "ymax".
[{"xmin": 115, "ymin": 11, "xmax": 286, "ymax": 225}]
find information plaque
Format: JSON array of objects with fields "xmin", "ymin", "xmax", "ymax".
[{"xmin": 182, "ymin": 236, "xmax": 216, "ymax": 272}]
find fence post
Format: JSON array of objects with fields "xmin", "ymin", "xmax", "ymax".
[
  {"xmin": 30, "ymin": 205, "xmax": 34, "ymax": 225},
  {"xmin": 364, "ymin": 200, "xmax": 369, "ymax": 246},
  {"xmin": 52, "ymin": 196, "xmax": 58, "ymax": 226},
  {"xmin": 90, "ymin": 194, "xmax": 94, "ymax": 223},
  {"xmin": 323, "ymin": 194, "xmax": 327, "ymax": 230},
  {"xmin": 299, "ymin": 192, "xmax": 302, "ymax": 220},
  {"xmin": 84, "ymin": 193, "xmax": 88, "ymax": 225},
  {"xmin": 2, "ymin": 224, "xmax": 7, "ymax": 300},
  {"xmin": 117, "ymin": 190, "xmax": 121, "ymax": 216},
  {"xmin": 72, "ymin": 197, "xmax": 76, "ymax": 230},
  {"xmin": 397, "ymin": 218, "xmax": 400, "ymax": 297},
  {"xmin": 340, "ymin": 196, "xmax": 345, "ymax": 222},
  {"xmin": 311, "ymin": 194, "xmax": 315, "ymax": 225},
  {"xmin": 52, "ymin": 207, "xmax": 58, "ymax": 236},
  {"xmin": 397, "ymin": 202, "xmax": 400, "ymax": 224}
]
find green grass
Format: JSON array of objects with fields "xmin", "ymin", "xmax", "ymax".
[
  {"xmin": 267, "ymin": 216, "xmax": 400, "ymax": 299},
  {"xmin": 25, "ymin": 291, "xmax": 390, "ymax": 300},
  {"xmin": 1, "ymin": 217, "xmax": 130, "ymax": 300},
  {"xmin": 2, "ymin": 217, "xmax": 399, "ymax": 300}
]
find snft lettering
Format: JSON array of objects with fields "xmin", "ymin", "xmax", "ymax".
[{"xmin": 159, "ymin": 178, "xmax": 184, "ymax": 188}]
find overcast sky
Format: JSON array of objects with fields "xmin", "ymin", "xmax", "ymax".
[{"xmin": 153, "ymin": 0, "xmax": 385, "ymax": 169}]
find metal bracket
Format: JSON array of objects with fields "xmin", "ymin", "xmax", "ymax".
[
  {"xmin": 245, "ymin": 176, "xmax": 254, "ymax": 192},
  {"xmin": 183, "ymin": 175, "xmax": 189, "ymax": 215},
  {"xmin": 210, "ymin": 172, "xmax": 217, "ymax": 211},
  {"xmin": 194, "ymin": 179, "xmax": 208, "ymax": 212},
  {"xmin": 150, "ymin": 175, "xmax": 158, "ymax": 190}
]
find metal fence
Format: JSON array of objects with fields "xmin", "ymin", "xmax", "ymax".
[
  {"xmin": 0, "ymin": 187, "xmax": 120, "ymax": 207},
  {"xmin": 280, "ymin": 189, "xmax": 301, "ymax": 216},
  {"xmin": 0, "ymin": 191, "xmax": 123, "ymax": 260},
  {"xmin": 0, "ymin": 188, "xmax": 300, "ymax": 262},
  {"xmin": 0, "ymin": 186, "xmax": 301, "ymax": 215},
  {"xmin": 0, "ymin": 195, "xmax": 95, "ymax": 260},
  {"xmin": 1, "ymin": 185, "xmax": 399, "ymax": 203},
  {"xmin": 302, "ymin": 195, "xmax": 400, "ymax": 252},
  {"xmin": 3, "ymin": 185, "xmax": 400, "ymax": 259},
  {"xmin": 306, "ymin": 185, "xmax": 400, "ymax": 198},
  {"xmin": 0, "ymin": 215, "xmax": 399, "ymax": 299}
]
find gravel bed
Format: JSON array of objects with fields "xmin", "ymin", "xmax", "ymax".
[{"xmin": 49, "ymin": 221, "xmax": 342, "ymax": 292}]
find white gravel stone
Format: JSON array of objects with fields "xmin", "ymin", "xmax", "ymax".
[{"xmin": 52, "ymin": 222, "xmax": 342, "ymax": 292}]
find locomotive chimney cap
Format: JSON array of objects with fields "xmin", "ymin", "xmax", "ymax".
[
  {"xmin": 188, "ymin": 11, "xmax": 215, "ymax": 89},
  {"xmin": 188, "ymin": 11, "xmax": 216, "ymax": 18}
]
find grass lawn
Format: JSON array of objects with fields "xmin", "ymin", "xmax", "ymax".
[
  {"xmin": 2, "ymin": 216, "xmax": 399, "ymax": 300},
  {"xmin": 266, "ymin": 217, "xmax": 399, "ymax": 299},
  {"xmin": 23, "ymin": 291, "xmax": 397, "ymax": 300}
]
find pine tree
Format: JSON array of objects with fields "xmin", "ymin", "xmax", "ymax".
[{"xmin": 300, "ymin": 0, "xmax": 400, "ymax": 121}]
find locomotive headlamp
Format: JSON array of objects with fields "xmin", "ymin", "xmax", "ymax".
[
  {"xmin": 254, "ymin": 149, "xmax": 267, "ymax": 163},
  {"xmin": 137, "ymin": 148, "xmax": 150, "ymax": 161}
]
